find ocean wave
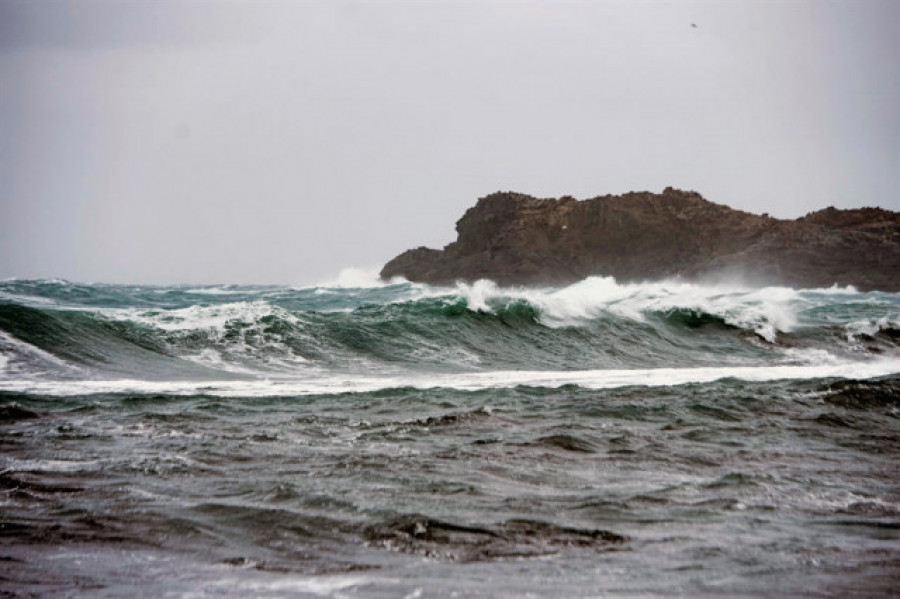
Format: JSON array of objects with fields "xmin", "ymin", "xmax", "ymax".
[
  {"xmin": 103, "ymin": 300, "xmax": 297, "ymax": 332},
  {"xmin": 845, "ymin": 315, "xmax": 900, "ymax": 341},
  {"xmin": 0, "ymin": 329, "xmax": 83, "ymax": 378},
  {"xmin": 423, "ymin": 277, "xmax": 800, "ymax": 341},
  {"xmin": 0, "ymin": 276, "xmax": 897, "ymax": 381},
  {"xmin": 105, "ymin": 302, "xmax": 316, "ymax": 372}
]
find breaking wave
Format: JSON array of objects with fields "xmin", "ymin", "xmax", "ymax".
[
  {"xmin": 2, "ymin": 275, "xmax": 900, "ymax": 597},
  {"xmin": 0, "ymin": 276, "xmax": 897, "ymax": 386}
]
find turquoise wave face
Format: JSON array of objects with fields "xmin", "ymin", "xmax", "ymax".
[{"xmin": 0, "ymin": 277, "xmax": 898, "ymax": 381}]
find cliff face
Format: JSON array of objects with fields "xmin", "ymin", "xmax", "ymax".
[{"xmin": 380, "ymin": 188, "xmax": 900, "ymax": 291}]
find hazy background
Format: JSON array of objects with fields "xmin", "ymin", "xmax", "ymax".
[{"xmin": 1, "ymin": 0, "xmax": 897, "ymax": 284}]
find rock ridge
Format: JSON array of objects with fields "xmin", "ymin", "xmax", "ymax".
[{"xmin": 380, "ymin": 188, "xmax": 900, "ymax": 291}]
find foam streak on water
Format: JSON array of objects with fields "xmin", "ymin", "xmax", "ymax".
[{"xmin": 2, "ymin": 359, "xmax": 899, "ymax": 398}]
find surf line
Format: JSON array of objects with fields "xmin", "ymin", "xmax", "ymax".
[{"xmin": 2, "ymin": 359, "xmax": 898, "ymax": 397}]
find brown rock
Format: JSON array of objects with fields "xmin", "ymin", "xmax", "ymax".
[{"xmin": 380, "ymin": 188, "xmax": 900, "ymax": 291}]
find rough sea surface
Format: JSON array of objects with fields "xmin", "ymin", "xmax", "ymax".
[{"xmin": 1, "ymin": 276, "xmax": 898, "ymax": 597}]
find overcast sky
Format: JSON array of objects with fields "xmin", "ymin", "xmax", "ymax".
[{"xmin": 1, "ymin": 0, "xmax": 897, "ymax": 284}]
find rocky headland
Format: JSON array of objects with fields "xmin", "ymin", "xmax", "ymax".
[{"xmin": 380, "ymin": 188, "xmax": 900, "ymax": 291}]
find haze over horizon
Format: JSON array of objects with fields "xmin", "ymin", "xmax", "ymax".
[{"xmin": 2, "ymin": 0, "xmax": 897, "ymax": 284}]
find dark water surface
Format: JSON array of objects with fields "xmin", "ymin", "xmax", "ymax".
[{"xmin": 1, "ymin": 278, "xmax": 898, "ymax": 596}]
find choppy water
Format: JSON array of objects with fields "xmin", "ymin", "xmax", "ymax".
[{"xmin": 1, "ymin": 276, "xmax": 898, "ymax": 596}]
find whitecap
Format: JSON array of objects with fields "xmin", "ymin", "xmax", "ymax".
[
  {"xmin": 845, "ymin": 315, "xmax": 899, "ymax": 341},
  {"xmin": 183, "ymin": 286, "xmax": 245, "ymax": 295},
  {"xmin": 428, "ymin": 276, "xmax": 803, "ymax": 341}
]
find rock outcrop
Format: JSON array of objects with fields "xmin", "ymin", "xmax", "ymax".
[{"xmin": 380, "ymin": 188, "xmax": 900, "ymax": 291}]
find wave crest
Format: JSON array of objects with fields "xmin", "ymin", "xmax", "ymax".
[{"xmin": 444, "ymin": 277, "xmax": 798, "ymax": 341}]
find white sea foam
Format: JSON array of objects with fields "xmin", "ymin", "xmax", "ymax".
[
  {"xmin": 801, "ymin": 284, "xmax": 861, "ymax": 295},
  {"xmin": 2, "ymin": 457, "xmax": 102, "ymax": 473},
  {"xmin": 778, "ymin": 347, "xmax": 845, "ymax": 366},
  {"xmin": 845, "ymin": 315, "xmax": 899, "ymax": 341},
  {"xmin": 183, "ymin": 285, "xmax": 246, "ymax": 295},
  {"xmin": 100, "ymin": 301, "xmax": 314, "ymax": 371},
  {"xmin": 435, "ymin": 277, "xmax": 803, "ymax": 341},
  {"xmin": 2, "ymin": 359, "xmax": 897, "ymax": 398},
  {"xmin": 103, "ymin": 300, "xmax": 289, "ymax": 332},
  {"xmin": 40, "ymin": 278, "xmax": 71, "ymax": 285},
  {"xmin": 208, "ymin": 574, "xmax": 376, "ymax": 596}
]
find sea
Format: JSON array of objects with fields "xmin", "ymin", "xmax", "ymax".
[{"xmin": 1, "ymin": 273, "xmax": 898, "ymax": 597}]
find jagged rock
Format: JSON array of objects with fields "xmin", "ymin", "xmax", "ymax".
[{"xmin": 381, "ymin": 188, "xmax": 900, "ymax": 291}]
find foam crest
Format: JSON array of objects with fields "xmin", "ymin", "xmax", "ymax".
[
  {"xmin": 451, "ymin": 277, "xmax": 801, "ymax": 341},
  {"xmin": 803, "ymin": 284, "xmax": 860, "ymax": 295},
  {"xmin": 182, "ymin": 285, "xmax": 246, "ymax": 296},
  {"xmin": 102, "ymin": 301, "xmax": 313, "ymax": 371},
  {"xmin": 105, "ymin": 300, "xmax": 294, "ymax": 332},
  {"xmin": 845, "ymin": 315, "xmax": 900, "ymax": 340}
]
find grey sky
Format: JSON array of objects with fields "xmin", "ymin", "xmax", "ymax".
[{"xmin": 1, "ymin": 0, "xmax": 897, "ymax": 284}]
